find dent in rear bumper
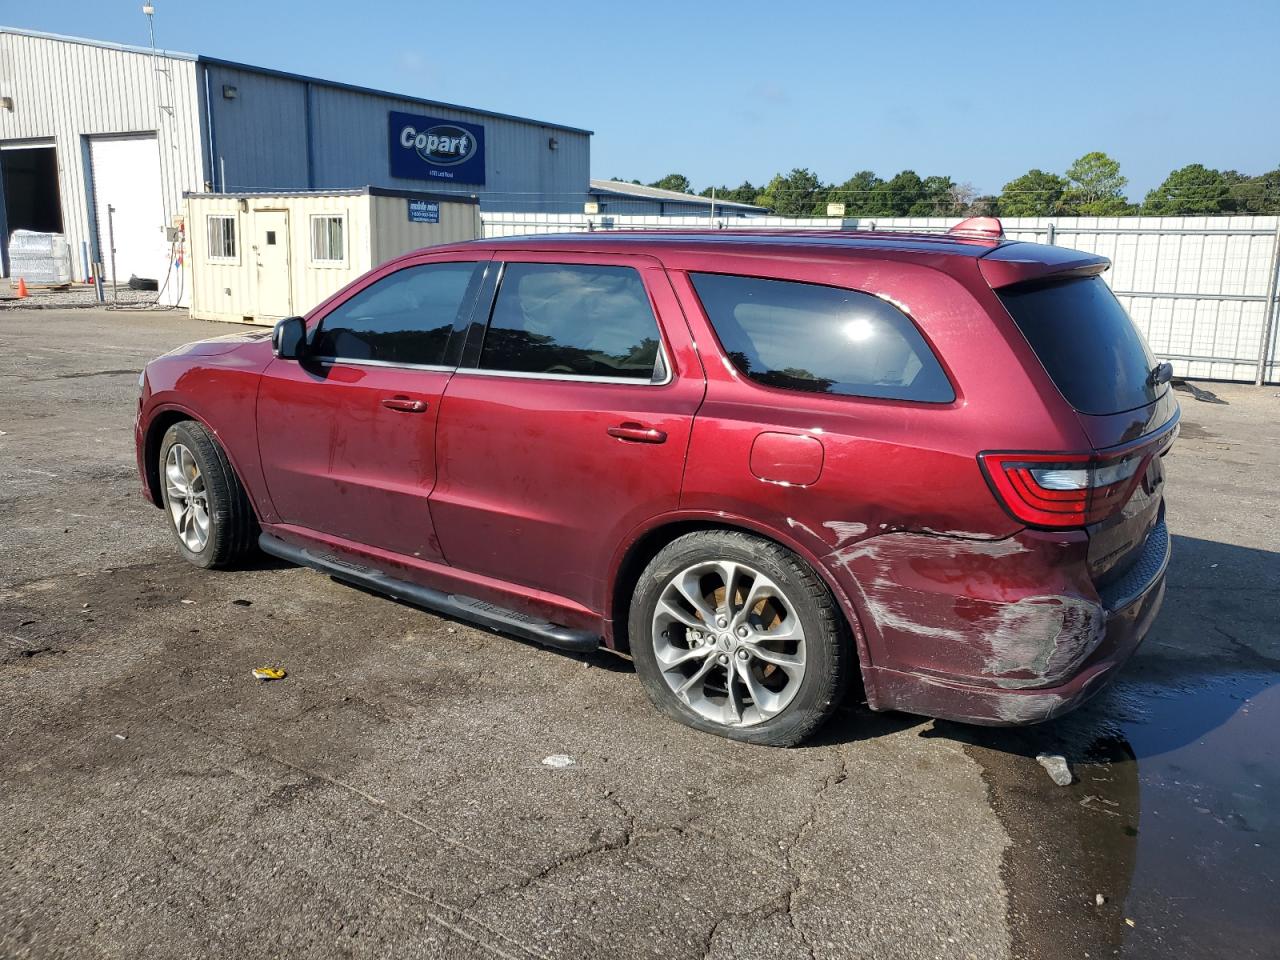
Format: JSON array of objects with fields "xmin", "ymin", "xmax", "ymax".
[{"xmin": 866, "ymin": 535, "xmax": 1169, "ymax": 725}]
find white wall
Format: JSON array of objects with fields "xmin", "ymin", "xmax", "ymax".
[{"xmin": 480, "ymin": 212, "xmax": 1280, "ymax": 383}]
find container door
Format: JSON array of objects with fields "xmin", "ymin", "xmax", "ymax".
[{"xmin": 253, "ymin": 210, "xmax": 292, "ymax": 320}]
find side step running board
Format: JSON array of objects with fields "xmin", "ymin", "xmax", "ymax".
[{"xmin": 259, "ymin": 533, "xmax": 600, "ymax": 654}]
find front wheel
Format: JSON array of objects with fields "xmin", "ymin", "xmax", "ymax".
[
  {"xmin": 158, "ymin": 420, "xmax": 257, "ymax": 569},
  {"xmin": 629, "ymin": 530, "xmax": 850, "ymax": 746}
]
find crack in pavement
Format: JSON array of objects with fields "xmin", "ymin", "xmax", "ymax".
[{"xmin": 700, "ymin": 754, "xmax": 849, "ymax": 960}]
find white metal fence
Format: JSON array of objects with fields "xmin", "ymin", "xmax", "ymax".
[{"xmin": 480, "ymin": 212, "xmax": 1280, "ymax": 385}]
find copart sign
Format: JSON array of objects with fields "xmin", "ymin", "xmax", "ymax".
[{"xmin": 389, "ymin": 111, "xmax": 485, "ymax": 185}]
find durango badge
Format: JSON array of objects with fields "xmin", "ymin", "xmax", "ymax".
[{"xmin": 388, "ymin": 110, "xmax": 485, "ymax": 184}]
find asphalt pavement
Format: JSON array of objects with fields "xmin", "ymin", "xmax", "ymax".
[{"xmin": 1, "ymin": 309, "xmax": 1276, "ymax": 959}]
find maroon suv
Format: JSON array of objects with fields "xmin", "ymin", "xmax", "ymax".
[{"xmin": 136, "ymin": 220, "xmax": 1176, "ymax": 746}]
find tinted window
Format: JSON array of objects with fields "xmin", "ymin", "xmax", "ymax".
[
  {"xmin": 312, "ymin": 262, "xmax": 480, "ymax": 366},
  {"xmin": 690, "ymin": 273, "xmax": 954, "ymax": 402},
  {"xmin": 998, "ymin": 277, "xmax": 1162, "ymax": 415},
  {"xmin": 479, "ymin": 263, "xmax": 663, "ymax": 380}
]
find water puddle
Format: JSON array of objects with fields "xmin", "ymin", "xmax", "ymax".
[
  {"xmin": 1105, "ymin": 671, "xmax": 1277, "ymax": 957},
  {"xmin": 939, "ymin": 669, "xmax": 1278, "ymax": 959}
]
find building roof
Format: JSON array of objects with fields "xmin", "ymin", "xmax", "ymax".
[
  {"xmin": 184, "ymin": 186, "xmax": 479, "ymax": 204},
  {"xmin": 0, "ymin": 26, "xmax": 593, "ymax": 135},
  {"xmin": 588, "ymin": 179, "xmax": 766, "ymax": 212}
]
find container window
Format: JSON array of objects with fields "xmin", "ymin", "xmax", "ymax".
[
  {"xmin": 998, "ymin": 276, "xmax": 1164, "ymax": 416},
  {"xmin": 206, "ymin": 215, "xmax": 237, "ymax": 261},
  {"xmin": 311, "ymin": 262, "xmax": 481, "ymax": 366},
  {"xmin": 689, "ymin": 273, "xmax": 954, "ymax": 402},
  {"xmin": 310, "ymin": 215, "xmax": 345, "ymax": 264},
  {"xmin": 478, "ymin": 263, "xmax": 663, "ymax": 380}
]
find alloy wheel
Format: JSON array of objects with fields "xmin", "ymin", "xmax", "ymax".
[
  {"xmin": 164, "ymin": 442, "xmax": 210, "ymax": 552},
  {"xmin": 651, "ymin": 560, "xmax": 807, "ymax": 727}
]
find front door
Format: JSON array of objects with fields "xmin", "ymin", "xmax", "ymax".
[
  {"xmin": 430, "ymin": 253, "xmax": 706, "ymax": 613},
  {"xmin": 253, "ymin": 210, "xmax": 292, "ymax": 320},
  {"xmin": 256, "ymin": 256, "xmax": 486, "ymax": 561}
]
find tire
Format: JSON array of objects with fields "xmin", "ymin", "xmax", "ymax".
[
  {"xmin": 158, "ymin": 420, "xmax": 257, "ymax": 569},
  {"xmin": 629, "ymin": 530, "xmax": 850, "ymax": 747}
]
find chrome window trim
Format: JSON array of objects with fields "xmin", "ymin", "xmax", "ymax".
[
  {"xmin": 468, "ymin": 260, "xmax": 674, "ymax": 387},
  {"xmin": 312, "ymin": 356, "xmax": 454, "ymax": 373},
  {"xmin": 459, "ymin": 345, "xmax": 674, "ymax": 387}
]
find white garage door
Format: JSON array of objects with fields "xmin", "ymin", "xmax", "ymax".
[{"xmin": 90, "ymin": 135, "xmax": 168, "ymax": 286}]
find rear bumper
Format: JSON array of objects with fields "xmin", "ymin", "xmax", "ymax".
[{"xmin": 864, "ymin": 518, "xmax": 1170, "ymax": 725}]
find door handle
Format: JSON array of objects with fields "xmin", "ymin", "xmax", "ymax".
[
  {"xmin": 607, "ymin": 422, "xmax": 667, "ymax": 444},
  {"xmin": 381, "ymin": 396, "xmax": 429, "ymax": 413}
]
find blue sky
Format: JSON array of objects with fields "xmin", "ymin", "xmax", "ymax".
[{"xmin": 7, "ymin": 0, "xmax": 1278, "ymax": 198}]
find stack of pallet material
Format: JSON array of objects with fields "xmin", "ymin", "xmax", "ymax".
[{"xmin": 8, "ymin": 230, "xmax": 72, "ymax": 288}]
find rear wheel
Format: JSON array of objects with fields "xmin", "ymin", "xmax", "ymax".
[
  {"xmin": 629, "ymin": 530, "xmax": 849, "ymax": 746},
  {"xmin": 158, "ymin": 421, "xmax": 257, "ymax": 569}
]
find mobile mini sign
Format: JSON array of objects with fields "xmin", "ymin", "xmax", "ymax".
[
  {"xmin": 407, "ymin": 199, "xmax": 440, "ymax": 223},
  {"xmin": 389, "ymin": 110, "xmax": 485, "ymax": 185}
]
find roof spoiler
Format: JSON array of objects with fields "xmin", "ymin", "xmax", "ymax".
[{"xmin": 979, "ymin": 241, "xmax": 1111, "ymax": 289}]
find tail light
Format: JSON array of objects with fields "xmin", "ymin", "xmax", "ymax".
[{"xmin": 979, "ymin": 451, "xmax": 1148, "ymax": 528}]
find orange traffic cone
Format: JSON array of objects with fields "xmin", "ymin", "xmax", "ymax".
[{"xmin": 16, "ymin": 277, "xmax": 29, "ymax": 298}]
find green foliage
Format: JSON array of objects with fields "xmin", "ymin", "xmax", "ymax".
[
  {"xmin": 1225, "ymin": 168, "xmax": 1280, "ymax": 214},
  {"xmin": 1062, "ymin": 151, "xmax": 1133, "ymax": 214},
  {"xmin": 998, "ymin": 169, "xmax": 1067, "ymax": 216},
  {"xmin": 1141, "ymin": 164, "xmax": 1232, "ymax": 214},
  {"xmin": 648, "ymin": 173, "xmax": 693, "ymax": 194},
  {"xmin": 617, "ymin": 154, "xmax": 1280, "ymax": 218},
  {"xmin": 699, "ymin": 181, "xmax": 762, "ymax": 205},
  {"xmin": 754, "ymin": 168, "xmax": 826, "ymax": 217},
  {"xmin": 826, "ymin": 171, "xmax": 883, "ymax": 215}
]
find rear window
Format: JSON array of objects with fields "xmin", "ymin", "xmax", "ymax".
[
  {"xmin": 998, "ymin": 276, "xmax": 1163, "ymax": 415},
  {"xmin": 689, "ymin": 273, "xmax": 954, "ymax": 403}
]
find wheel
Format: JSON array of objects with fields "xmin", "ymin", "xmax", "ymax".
[
  {"xmin": 629, "ymin": 530, "xmax": 850, "ymax": 746},
  {"xmin": 158, "ymin": 420, "xmax": 257, "ymax": 569}
]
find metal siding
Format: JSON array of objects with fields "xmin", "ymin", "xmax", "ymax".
[
  {"xmin": 305, "ymin": 84, "xmax": 589, "ymax": 211},
  {"xmin": 369, "ymin": 194, "xmax": 481, "ymax": 266},
  {"xmin": 0, "ymin": 31, "xmax": 205, "ymax": 282},
  {"xmin": 204, "ymin": 65, "xmax": 309, "ymax": 190}
]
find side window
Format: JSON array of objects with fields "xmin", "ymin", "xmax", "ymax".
[
  {"xmin": 311, "ymin": 261, "xmax": 480, "ymax": 366},
  {"xmin": 478, "ymin": 263, "xmax": 663, "ymax": 380},
  {"xmin": 689, "ymin": 273, "xmax": 954, "ymax": 403}
]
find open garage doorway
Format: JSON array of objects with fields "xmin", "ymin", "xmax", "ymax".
[
  {"xmin": 1, "ymin": 142, "xmax": 64, "ymax": 276},
  {"xmin": 1, "ymin": 143, "xmax": 63, "ymax": 234}
]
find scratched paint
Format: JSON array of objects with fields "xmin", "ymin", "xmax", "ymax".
[{"xmin": 980, "ymin": 595, "xmax": 1106, "ymax": 688}]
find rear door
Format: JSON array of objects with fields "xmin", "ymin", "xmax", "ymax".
[
  {"xmin": 429, "ymin": 252, "xmax": 705, "ymax": 613},
  {"xmin": 256, "ymin": 255, "xmax": 486, "ymax": 561}
]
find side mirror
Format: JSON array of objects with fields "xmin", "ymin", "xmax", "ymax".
[
  {"xmin": 1149, "ymin": 361, "xmax": 1173, "ymax": 387},
  {"xmin": 272, "ymin": 316, "xmax": 307, "ymax": 360}
]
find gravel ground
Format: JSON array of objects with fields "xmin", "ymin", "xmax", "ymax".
[
  {"xmin": 0, "ymin": 285, "xmax": 165, "ymax": 310},
  {"xmin": 1, "ymin": 308, "xmax": 1276, "ymax": 960}
]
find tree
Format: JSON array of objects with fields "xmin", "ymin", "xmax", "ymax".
[
  {"xmin": 909, "ymin": 175, "xmax": 959, "ymax": 215},
  {"xmin": 1141, "ymin": 164, "xmax": 1233, "ymax": 214},
  {"xmin": 998, "ymin": 169, "xmax": 1067, "ymax": 216},
  {"xmin": 1063, "ymin": 151, "xmax": 1132, "ymax": 214},
  {"xmin": 1225, "ymin": 167, "xmax": 1280, "ymax": 214},
  {"xmin": 699, "ymin": 181, "xmax": 762, "ymax": 206},
  {"xmin": 865, "ymin": 170, "xmax": 924, "ymax": 216},
  {"xmin": 755, "ymin": 168, "xmax": 825, "ymax": 216},
  {"xmin": 827, "ymin": 170, "xmax": 883, "ymax": 215},
  {"xmin": 648, "ymin": 173, "xmax": 693, "ymax": 194}
]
